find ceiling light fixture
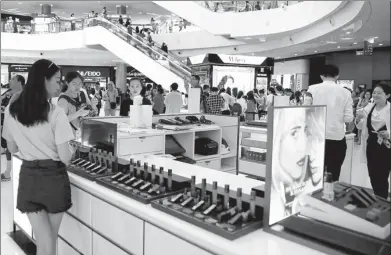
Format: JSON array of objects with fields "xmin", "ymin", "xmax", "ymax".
[
  {"xmin": 314, "ymin": 50, "xmax": 318, "ymax": 53},
  {"xmin": 374, "ymin": 36, "xmax": 379, "ymax": 39},
  {"xmin": 379, "ymin": 43, "xmax": 383, "ymax": 46},
  {"xmin": 346, "ymin": 31, "xmax": 351, "ymax": 35},
  {"xmin": 294, "ymin": 53, "xmax": 298, "ymax": 56},
  {"xmin": 337, "ymin": 46, "xmax": 341, "ymax": 48},
  {"xmin": 353, "ymin": 42, "xmax": 358, "ymax": 45}
]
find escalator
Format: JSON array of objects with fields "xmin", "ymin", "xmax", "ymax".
[{"xmin": 85, "ymin": 17, "xmax": 191, "ymax": 90}]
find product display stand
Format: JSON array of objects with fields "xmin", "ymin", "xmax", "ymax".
[
  {"xmin": 95, "ymin": 159, "xmax": 190, "ymax": 204},
  {"xmin": 270, "ymin": 183, "xmax": 391, "ymax": 255},
  {"xmin": 152, "ymin": 177, "xmax": 264, "ymax": 240}
]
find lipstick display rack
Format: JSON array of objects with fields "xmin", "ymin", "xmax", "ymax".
[
  {"xmin": 68, "ymin": 147, "xmax": 115, "ymax": 181},
  {"xmin": 95, "ymin": 159, "xmax": 191, "ymax": 204},
  {"xmin": 152, "ymin": 177, "xmax": 264, "ymax": 240}
]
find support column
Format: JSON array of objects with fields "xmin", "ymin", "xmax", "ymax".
[
  {"xmin": 41, "ymin": 4, "xmax": 52, "ymax": 15},
  {"xmin": 116, "ymin": 5, "xmax": 127, "ymax": 15},
  {"xmin": 115, "ymin": 63, "xmax": 127, "ymax": 93}
]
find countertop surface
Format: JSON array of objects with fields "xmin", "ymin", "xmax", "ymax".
[{"xmin": 69, "ymin": 155, "xmax": 327, "ymax": 255}]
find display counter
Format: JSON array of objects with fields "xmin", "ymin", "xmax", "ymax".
[
  {"xmin": 238, "ymin": 125, "xmax": 356, "ymax": 184},
  {"xmin": 12, "ymin": 154, "xmax": 330, "ymax": 255}
]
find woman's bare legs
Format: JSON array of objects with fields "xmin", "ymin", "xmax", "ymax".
[
  {"xmin": 49, "ymin": 213, "xmax": 65, "ymax": 253},
  {"xmin": 27, "ymin": 211, "xmax": 65, "ymax": 255},
  {"xmin": 27, "ymin": 211, "xmax": 54, "ymax": 255}
]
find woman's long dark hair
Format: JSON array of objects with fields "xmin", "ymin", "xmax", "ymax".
[
  {"xmin": 237, "ymin": 91, "xmax": 244, "ymax": 99},
  {"xmin": 246, "ymin": 91, "xmax": 256, "ymax": 104},
  {"xmin": 374, "ymin": 83, "xmax": 391, "ymax": 103},
  {"xmin": 9, "ymin": 59, "xmax": 60, "ymax": 127}
]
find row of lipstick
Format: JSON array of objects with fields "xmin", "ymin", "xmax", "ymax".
[
  {"xmin": 70, "ymin": 149, "xmax": 115, "ymax": 175},
  {"xmin": 167, "ymin": 177, "xmax": 258, "ymax": 225},
  {"xmin": 109, "ymin": 160, "xmax": 173, "ymax": 195}
]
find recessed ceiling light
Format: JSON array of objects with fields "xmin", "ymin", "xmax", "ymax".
[
  {"xmin": 51, "ymin": 4, "xmax": 53, "ymax": 7},
  {"xmin": 18, "ymin": 2, "xmax": 22, "ymax": 4},
  {"xmin": 126, "ymin": 6, "xmax": 128, "ymax": 8},
  {"xmin": 374, "ymin": 36, "xmax": 379, "ymax": 39},
  {"xmin": 337, "ymin": 46, "xmax": 341, "ymax": 48},
  {"xmin": 294, "ymin": 53, "xmax": 298, "ymax": 56},
  {"xmin": 314, "ymin": 50, "xmax": 318, "ymax": 53},
  {"xmin": 379, "ymin": 43, "xmax": 383, "ymax": 46},
  {"xmin": 353, "ymin": 42, "xmax": 358, "ymax": 45},
  {"xmin": 346, "ymin": 31, "xmax": 351, "ymax": 35}
]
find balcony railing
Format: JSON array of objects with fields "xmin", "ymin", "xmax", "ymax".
[{"xmin": 198, "ymin": 1, "xmax": 302, "ymax": 12}]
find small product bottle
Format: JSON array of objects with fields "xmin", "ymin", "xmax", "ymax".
[{"xmin": 322, "ymin": 171, "xmax": 335, "ymax": 201}]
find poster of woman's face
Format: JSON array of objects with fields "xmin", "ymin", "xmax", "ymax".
[{"xmin": 268, "ymin": 106, "xmax": 326, "ymax": 226}]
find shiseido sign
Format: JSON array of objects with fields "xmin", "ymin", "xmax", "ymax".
[{"xmin": 77, "ymin": 71, "xmax": 102, "ymax": 77}]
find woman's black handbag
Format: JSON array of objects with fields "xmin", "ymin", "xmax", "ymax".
[{"xmin": 110, "ymin": 102, "xmax": 117, "ymax": 109}]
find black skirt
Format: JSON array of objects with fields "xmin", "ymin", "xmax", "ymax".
[{"xmin": 17, "ymin": 159, "xmax": 72, "ymax": 214}]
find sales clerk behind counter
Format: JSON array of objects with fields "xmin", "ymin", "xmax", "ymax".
[{"xmin": 308, "ymin": 65, "xmax": 354, "ymax": 182}]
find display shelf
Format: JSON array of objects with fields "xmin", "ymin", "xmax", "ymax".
[
  {"xmin": 239, "ymin": 160, "xmax": 266, "ymax": 178},
  {"xmin": 239, "ymin": 158, "xmax": 266, "ymax": 165},
  {"xmin": 221, "ymin": 165, "xmax": 236, "ymax": 173},
  {"xmin": 194, "ymin": 154, "xmax": 220, "ymax": 161},
  {"xmin": 221, "ymin": 152, "xmax": 236, "ymax": 159}
]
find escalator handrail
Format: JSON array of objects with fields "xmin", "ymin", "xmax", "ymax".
[{"xmin": 88, "ymin": 17, "xmax": 192, "ymax": 78}]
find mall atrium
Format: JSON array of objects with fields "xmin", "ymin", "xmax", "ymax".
[{"xmin": 1, "ymin": 1, "xmax": 390, "ymax": 255}]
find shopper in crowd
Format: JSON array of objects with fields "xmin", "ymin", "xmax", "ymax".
[
  {"xmin": 102, "ymin": 82, "xmax": 119, "ymax": 116},
  {"xmin": 58, "ymin": 72, "xmax": 95, "ymax": 132},
  {"xmin": 284, "ymin": 88, "xmax": 293, "ymax": 97},
  {"xmin": 266, "ymin": 87, "xmax": 276, "ymax": 112},
  {"xmin": 146, "ymin": 84, "xmax": 153, "ymax": 101},
  {"xmin": 70, "ymin": 13, "xmax": 76, "ymax": 31},
  {"xmin": 135, "ymin": 26, "xmax": 140, "ymax": 33},
  {"xmin": 139, "ymin": 85, "xmax": 152, "ymax": 105},
  {"xmin": 302, "ymin": 92, "xmax": 313, "ymax": 106},
  {"xmin": 226, "ymin": 87, "xmax": 232, "ymax": 96},
  {"xmin": 236, "ymin": 90, "xmax": 247, "ymax": 115},
  {"xmin": 152, "ymin": 87, "xmax": 165, "ymax": 115},
  {"xmin": 255, "ymin": 1, "xmax": 261, "ymax": 10},
  {"xmin": 217, "ymin": 75, "xmax": 234, "ymax": 90},
  {"xmin": 102, "ymin": 7, "xmax": 107, "ymax": 17},
  {"xmin": 308, "ymin": 65, "xmax": 354, "ymax": 182},
  {"xmin": 246, "ymin": 91, "xmax": 258, "ymax": 118},
  {"xmin": 93, "ymin": 82, "xmax": 102, "ymax": 116},
  {"xmin": 355, "ymin": 83, "xmax": 391, "ymax": 199},
  {"xmin": 119, "ymin": 15, "xmax": 124, "ymax": 26},
  {"xmin": 275, "ymin": 85, "xmax": 284, "ymax": 96},
  {"xmin": 125, "ymin": 18, "xmax": 131, "ymax": 28},
  {"xmin": 357, "ymin": 89, "xmax": 372, "ymax": 109},
  {"xmin": 1, "ymin": 75, "xmax": 25, "ymax": 182},
  {"xmin": 165, "ymin": 83, "xmax": 183, "ymax": 114},
  {"xmin": 257, "ymin": 89, "xmax": 267, "ymax": 118},
  {"xmin": 232, "ymin": 87, "xmax": 238, "ymax": 98},
  {"xmin": 203, "ymin": 85, "xmax": 210, "ymax": 97},
  {"xmin": 90, "ymin": 11, "xmax": 95, "ymax": 18},
  {"xmin": 219, "ymin": 88, "xmax": 234, "ymax": 115},
  {"xmin": 206, "ymin": 87, "xmax": 225, "ymax": 115},
  {"xmin": 289, "ymin": 91, "xmax": 302, "ymax": 106},
  {"xmin": 355, "ymin": 89, "xmax": 372, "ymax": 144},
  {"xmin": 2, "ymin": 59, "xmax": 74, "ymax": 255}
]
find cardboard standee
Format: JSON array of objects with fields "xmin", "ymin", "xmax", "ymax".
[{"xmin": 129, "ymin": 105, "xmax": 152, "ymax": 129}]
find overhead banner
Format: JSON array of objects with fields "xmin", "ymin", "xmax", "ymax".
[{"xmin": 188, "ymin": 54, "xmax": 272, "ymax": 66}]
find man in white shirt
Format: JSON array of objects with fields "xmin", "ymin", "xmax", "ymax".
[
  {"xmin": 308, "ymin": 65, "xmax": 354, "ymax": 182},
  {"xmin": 164, "ymin": 83, "xmax": 183, "ymax": 113}
]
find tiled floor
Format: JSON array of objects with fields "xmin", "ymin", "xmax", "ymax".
[{"xmin": 0, "ymin": 146, "xmax": 388, "ymax": 254}]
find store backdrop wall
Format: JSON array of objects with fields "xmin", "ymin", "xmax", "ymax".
[{"xmin": 325, "ymin": 48, "xmax": 390, "ymax": 89}]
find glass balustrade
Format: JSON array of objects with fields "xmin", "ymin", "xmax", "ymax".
[{"xmin": 198, "ymin": 1, "xmax": 302, "ymax": 12}]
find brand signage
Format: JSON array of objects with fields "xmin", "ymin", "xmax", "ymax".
[
  {"xmin": 77, "ymin": 71, "xmax": 102, "ymax": 77},
  {"xmin": 218, "ymin": 54, "xmax": 267, "ymax": 65},
  {"xmin": 61, "ymin": 66, "xmax": 110, "ymax": 78}
]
